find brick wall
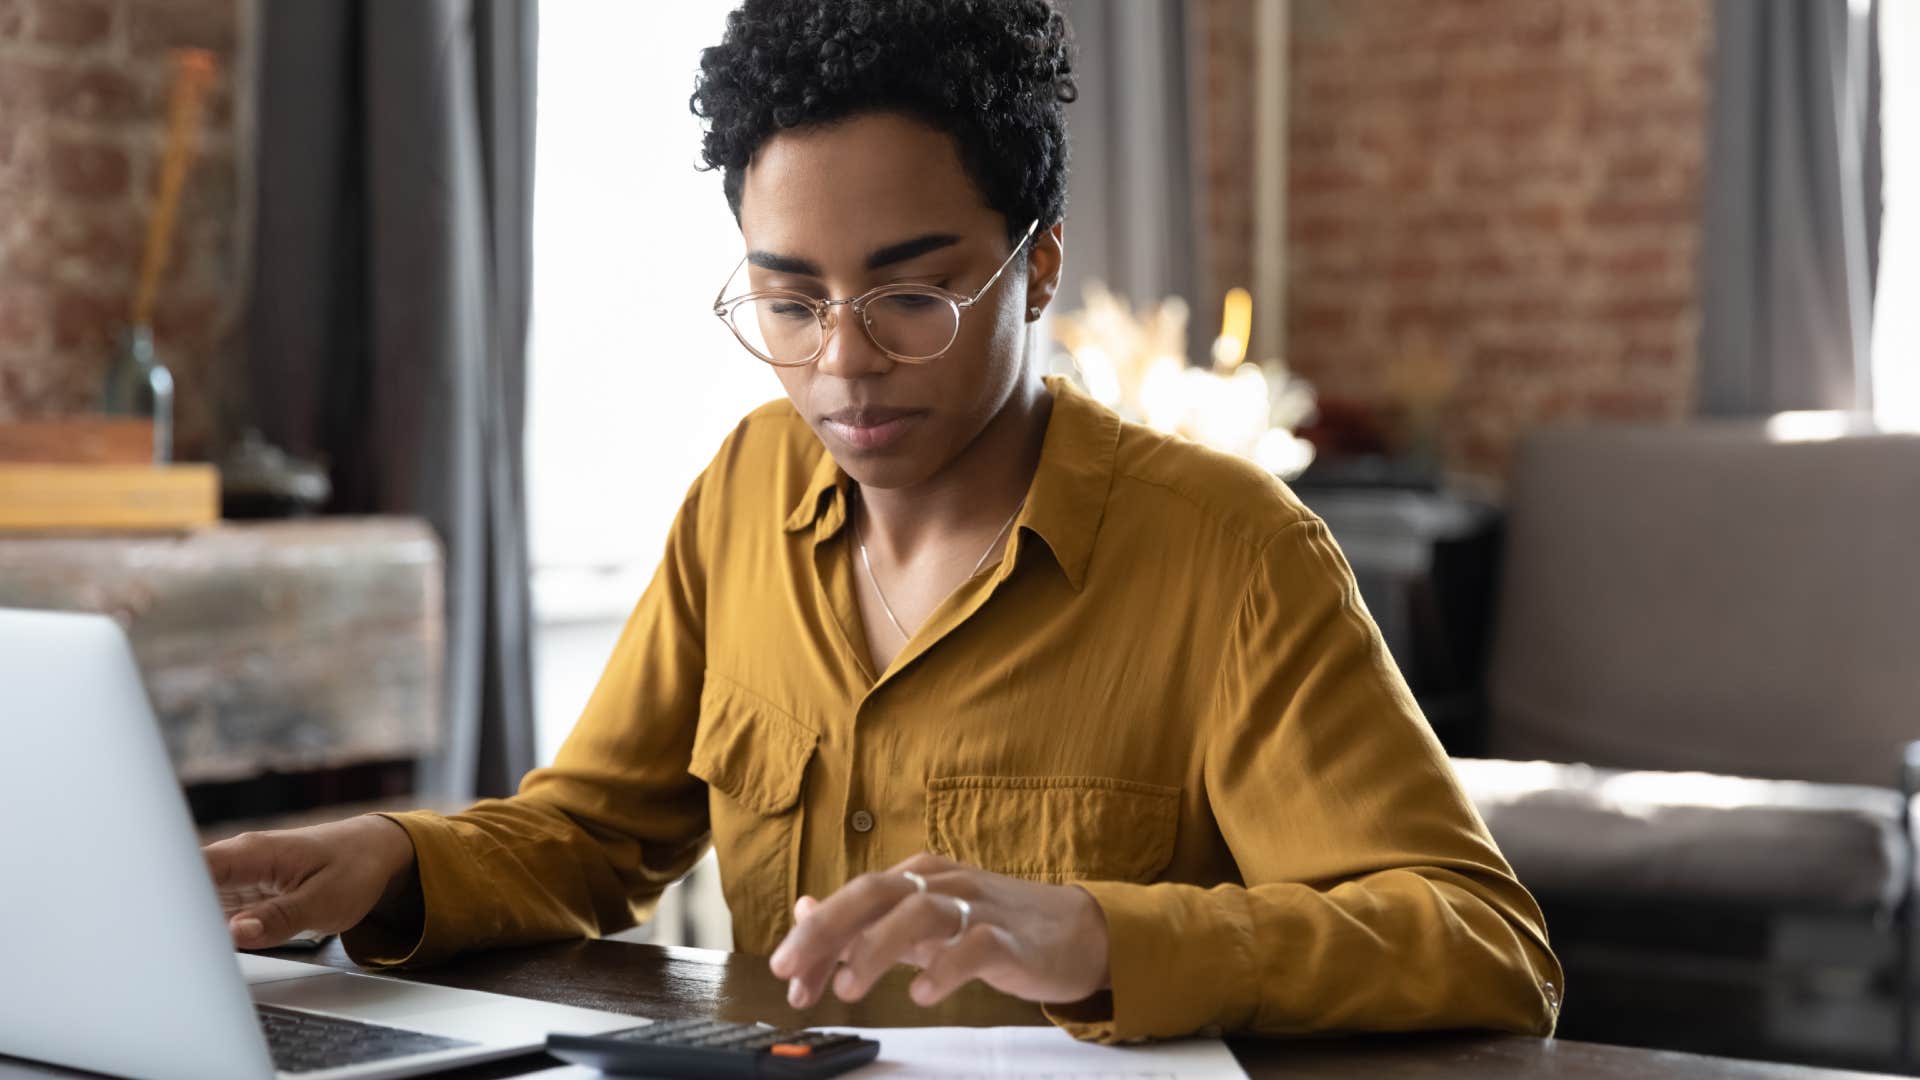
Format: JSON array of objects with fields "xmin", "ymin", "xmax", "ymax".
[
  {"xmin": 0, "ymin": 0, "xmax": 241, "ymax": 459},
  {"xmin": 1194, "ymin": 0, "xmax": 1257, "ymax": 343},
  {"xmin": 2, "ymin": 0, "xmax": 1715, "ymax": 478},
  {"xmin": 1201, "ymin": 0, "xmax": 1712, "ymax": 482}
]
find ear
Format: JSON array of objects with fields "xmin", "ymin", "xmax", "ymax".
[{"xmin": 1023, "ymin": 221, "xmax": 1066, "ymax": 321}]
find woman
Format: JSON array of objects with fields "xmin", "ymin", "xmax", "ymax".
[{"xmin": 205, "ymin": 0, "xmax": 1561, "ymax": 1043}]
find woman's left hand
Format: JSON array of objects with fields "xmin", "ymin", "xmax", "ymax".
[{"xmin": 768, "ymin": 852, "xmax": 1111, "ymax": 1009}]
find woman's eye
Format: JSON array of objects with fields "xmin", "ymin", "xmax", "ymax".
[{"xmin": 767, "ymin": 301, "xmax": 814, "ymax": 319}]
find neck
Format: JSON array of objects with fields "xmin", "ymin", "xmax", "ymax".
[{"xmin": 858, "ymin": 372, "xmax": 1053, "ymax": 560}]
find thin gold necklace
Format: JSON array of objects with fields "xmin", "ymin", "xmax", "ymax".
[{"xmin": 855, "ymin": 488, "xmax": 1024, "ymax": 642}]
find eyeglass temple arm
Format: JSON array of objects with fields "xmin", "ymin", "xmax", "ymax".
[
  {"xmin": 956, "ymin": 219, "xmax": 1042, "ymax": 310},
  {"xmin": 713, "ymin": 255, "xmax": 748, "ymax": 313}
]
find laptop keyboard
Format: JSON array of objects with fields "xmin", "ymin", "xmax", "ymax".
[{"xmin": 256, "ymin": 1003, "xmax": 478, "ymax": 1074}]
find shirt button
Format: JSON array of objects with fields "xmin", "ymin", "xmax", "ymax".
[{"xmin": 849, "ymin": 810, "xmax": 875, "ymax": 833}]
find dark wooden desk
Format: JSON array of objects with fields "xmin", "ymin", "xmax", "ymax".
[{"xmin": 0, "ymin": 938, "xmax": 1898, "ymax": 1079}]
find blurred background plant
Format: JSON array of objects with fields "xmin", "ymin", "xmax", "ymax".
[{"xmin": 1052, "ymin": 283, "xmax": 1318, "ymax": 478}]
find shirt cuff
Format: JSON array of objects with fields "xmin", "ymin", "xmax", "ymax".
[
  {"xmin": 1042, "ymin": 881, "xmax": 1256, "ymax": 1043},
  {"xmin": 339, "ymin": 811, "xmax": 474, "ymax": 969}
]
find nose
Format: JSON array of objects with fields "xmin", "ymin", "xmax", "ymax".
[{"xmin": 812, "ymin": 304, "xmax": 893, "ymax": 379}]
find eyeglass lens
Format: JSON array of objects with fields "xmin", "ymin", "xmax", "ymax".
[{"xmin": 725, "ymin": 290, "xmax": 959, "ymax": 365}]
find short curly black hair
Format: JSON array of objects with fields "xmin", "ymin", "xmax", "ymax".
[{"xmin": 690, "ymin": 0, "xmax": 1076, "ymax": 245}]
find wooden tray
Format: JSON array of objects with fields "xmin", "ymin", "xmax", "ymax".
[{"xmin": 0, "ymin": 463, "xmax": 219, "ymax": 531}]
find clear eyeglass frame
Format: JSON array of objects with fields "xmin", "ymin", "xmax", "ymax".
[{"xmin": 711, "ymin": 218, "xmax": 1041, "ymax": 367}]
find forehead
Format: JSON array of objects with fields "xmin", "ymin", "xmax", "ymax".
[{"xmin": 737, "ymin": 112, "xmax": 998, "ymax": 261}]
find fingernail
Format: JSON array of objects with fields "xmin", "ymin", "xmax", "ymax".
[
  {"xmin": 787, "ymin": 977, "xmax": 805, "ymax": 1008},
  {"xmin": 233, "ymin": 917, "xmax": 263, "ymax": 940},
  {"xmin": 910, "ymin": 977, "xmax": 935, "ymax": 1005}
]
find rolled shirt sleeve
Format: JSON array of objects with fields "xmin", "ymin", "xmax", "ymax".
[{"xmin": 342, "ymin": 470, "xmax": 715, "ymax": 968}]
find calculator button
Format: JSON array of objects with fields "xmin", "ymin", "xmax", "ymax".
[
  {"xmin": 740, "ymin": 1033, "xmax": 784, "ymax": 1050},
  {"xmin": 812, "ymin": 1034, "xmax": 859, "ymax": 1049},
  {"xmin": 771, "ymin": 1043, "xmax": 815, "ymax": 1057}
]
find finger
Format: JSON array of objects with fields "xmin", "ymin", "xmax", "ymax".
[
  {"xmin": 779, "ymin": 868, "xmax": 929, "ymax": 1006},
  {"xmin": 833, "ymin": 891, "xmax": 970, "ymax": 1002},
  {"xmin": 228, "ymin": 884, "xmax": 320, "ymax": 950},
  {"xmin": 202, "ymin": 832, "xmax": 283, "ymax": 890},
  {"xmin": 886, "ymin": 851, "xmax": 959, "ymax": 877},
  {"xmin": 769, "ymin": 871, "xmax": 917, "ymax": 981},
  {"xmin": 895, "ymin": 872, "xmax": 986, "ymax": 969},
  {"xmin": 786, "ymin": 952, "xmax": 840, "ymax": 1010},
  {"xmin": 776, "ymin": 860, "xmax": 977, "ymax": 1003},
  {"xmin": 909, "ymin": 923, "xmax": 1016, "ymax": 1007},
  {"xmin": 776, "ymin": 895, "xmax": 831, "ymax": 1008}
]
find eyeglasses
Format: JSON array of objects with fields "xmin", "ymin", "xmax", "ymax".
[{"xmin": 712, "ymin": 219, "xmax": 1040, "ymax": 367}]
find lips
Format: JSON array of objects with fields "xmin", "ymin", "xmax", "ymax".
[{"xmin": 820, "ymin": 405, "xmax": 928, "ymax": 452}]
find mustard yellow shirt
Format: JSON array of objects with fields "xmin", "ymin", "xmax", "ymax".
[{"xmin": 343, "ymin": 375, "xmax": 1561, "ymax": 1043}]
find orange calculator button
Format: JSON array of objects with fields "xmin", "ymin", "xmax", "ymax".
[{"xmin": 770, "ymin": 1043, "xmax": 814, "ymax": 1057}]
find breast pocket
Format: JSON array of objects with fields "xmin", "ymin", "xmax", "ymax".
[
  {"xmin": 925, "ymin": 775, "xmax": 1181, "ymax": 884},
  {"xmin": 688, "ymin": 675, "xmax": 817, "ymax": 953}
]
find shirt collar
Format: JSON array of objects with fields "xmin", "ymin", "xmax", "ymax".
[
  {"xmin": 783, "ymin": 445, "xmax": 849, "ymax": 536},
  {"xmin": 782, "ymin": 374, "xmax": 1119, "ymax": 591},
  {"xmin": 1014, "ymin": 374, "xmax": 1119, "ymax": 591}
]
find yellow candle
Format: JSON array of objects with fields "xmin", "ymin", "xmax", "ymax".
[{"xmin": 1212, "ymin": 286, "xmax": 1252, "ymax": 371}]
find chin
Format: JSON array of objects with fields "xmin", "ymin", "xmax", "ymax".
[
  {"xmin": 822, "ymin": 433, "xmax": 946, "ymax": 492},
  {"xmin": 832, "ymin": 452, "xmax": 933, "ymax": 492}
]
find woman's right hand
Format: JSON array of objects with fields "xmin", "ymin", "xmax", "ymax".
[{"xmin": 200, "ymin": 814, "xmax": 420, "ymax": 950}]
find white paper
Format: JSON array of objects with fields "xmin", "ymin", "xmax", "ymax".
[
  {"xmin": 838, "ymin": 1026, "xmax": 1248, "ymax": 1078},
  {"xmin": 518, "ymin": 1025, "xmax": 1248, "ymax": 1079}
]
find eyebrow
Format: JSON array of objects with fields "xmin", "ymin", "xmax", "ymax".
[{"xmin": 745, "ymin": 232, "xmax": 964, "ymax": 277}]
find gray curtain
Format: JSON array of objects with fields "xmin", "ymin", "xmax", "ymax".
[
  {"xmin": 246, "ymin": 0, "xmax": 537, "ymax": 802},
  {"xmin": 1698, "ymin": 0, "xmax": 1881, "ymax": 416},
  {"xmin": 1059, "ymin": 0, "xmax": 1208, "ymax": 364}
]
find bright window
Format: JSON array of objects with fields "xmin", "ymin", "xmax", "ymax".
[
  {"xmin": 528, "ymin": 0, "xmax": 779, "ymax": 763},
  {"xmin": 1874, "ymin": 0, "xmax": 1920, "ymax": 429}
]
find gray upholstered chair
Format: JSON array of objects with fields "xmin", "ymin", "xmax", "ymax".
[{"xmin": 1453, "ymin": 422, "xmax": 1920, "ymax": 1057}]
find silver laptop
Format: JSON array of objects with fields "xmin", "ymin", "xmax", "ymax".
[{"xmin": 0, "ymin": 608, "xmax": 643, "ymax": 1080}]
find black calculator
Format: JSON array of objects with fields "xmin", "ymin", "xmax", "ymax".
[{"xmin": 546, "ymin": 1018, "xmax": 881, "ymax": 1078}]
